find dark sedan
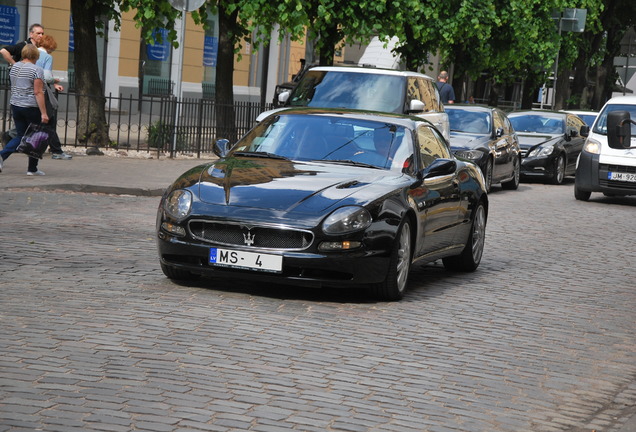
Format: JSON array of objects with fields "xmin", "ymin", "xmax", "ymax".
[
  {"xmin": 446, "ymin": 105, "xmax": 521, "ymax": 192},
  {"xmin": 508, "ymin": 110, "xmax": 587, "ymax": 184},
  {"xmin": 157, "ymin": 108, "xmax": 489, "ymax": 301}
]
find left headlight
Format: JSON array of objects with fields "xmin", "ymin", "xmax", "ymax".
[
  {"xmin": 528, "ymin": 145, "xmax": 555, "ymax": 157},
  {"xmin": 322, "ymin": 206, "xmax": 372, "ymax": 235},
  {"xmin": 163, "ymin": 189, "xmax": 192, "ymax": 221}
]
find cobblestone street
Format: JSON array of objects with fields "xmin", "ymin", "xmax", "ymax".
[{"xmin": 1, "ymin": 181, "xmax": 635, "ymax": 432}]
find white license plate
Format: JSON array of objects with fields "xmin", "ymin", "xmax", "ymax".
[
  {"xmin": 209, "ymin": 248, "xmax": 282, "ymax": 273},
  {"xmin": 608, "ymin": 172, "xmax": 636, "ymax": 182}
]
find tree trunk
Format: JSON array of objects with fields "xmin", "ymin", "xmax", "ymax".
[
  {"xmin": 70, "ymin": 0, "xmax": 109, "ymax": 150},
  {"xmin": 215, "ymin": 4, "xmax": 237, "ymax": 142}
]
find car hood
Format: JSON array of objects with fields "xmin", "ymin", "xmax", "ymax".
[
  {"xmin": 192, "ymin": 157, "xmax": 408, "ymax": 214},
  {"xmin": 449, "ymin": 133, "xmax": 489, "ymax": 150},
  {"xmin": 516, "ymin": 132, "xmax": 560, "ymax": 149}
]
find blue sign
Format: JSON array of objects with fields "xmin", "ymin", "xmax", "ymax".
[
  {"xmin": 0, "ymin": 6, "xmax": 20, "ymax": 45},
  {"xmin": 147, "ymin": 28, "xmax": 170, "ymax": 61},
  {"xmin": 69, "ymin": 15, "xmax": 74, "ymax": 52},
  {"xmin": 203, "ymin": 36, "xmax": 217, "ymax": 67}
]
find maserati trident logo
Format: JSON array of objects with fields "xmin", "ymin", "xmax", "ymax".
[{"xmin": 243, "ymin": 230, "xmax": 256, "ymax": 246}]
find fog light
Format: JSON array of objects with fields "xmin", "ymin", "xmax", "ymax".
[
  {"xmin": 161, "ymin": 222, "xmax": 186, "ymax": 236},
  {"xmin": 318, "ymin": 241, "xmax": 362, "ymax": 251}
]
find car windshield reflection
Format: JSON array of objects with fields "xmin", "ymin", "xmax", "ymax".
[
  {"xmin": 592, "ymin": 103, "xmax": 636, "ymax": 135},
  {"xmin": 509, "ymin": 115, "xmax": 564, "ymax": 134},
  {"xmin": 447, "ymin": 109, "xmax": 491, "ymax": 134},
  {"xmin": 231, "ymin": 114, "xmax": 414, "ymax": 171}
]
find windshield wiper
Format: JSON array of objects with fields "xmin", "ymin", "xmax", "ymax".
[
  {"xmin": 234, "ymin": 151, "xmax": 288, "ymax": 160},
  {"xmin": 322, "ymin": 159, "xmax": 380, "ymax": 169}
]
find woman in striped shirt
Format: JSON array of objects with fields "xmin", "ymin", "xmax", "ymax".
[{"xmin": 0, "ymin": 44, "xmax": 49, "ymax": 175}]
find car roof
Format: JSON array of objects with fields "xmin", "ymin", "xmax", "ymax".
[
  {"xmin": 604, "ymin": 95, "xmax": 636, "ymax": 106},
  {"xmin": 445, "ymin": 104, "xmax": 497, "ymax": 113},
  {"xmin": 273, "ymin": 107, "xmax": 431, "ymax": 129},
  {"xmin": 509, "ymin": 110, "xmax": 566, "ymax": 118},
  {"xmin": 307, "ymin": 65, "xmax": 435, "ymax": 81}
]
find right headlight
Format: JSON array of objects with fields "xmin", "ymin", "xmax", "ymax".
[
  {"xmin": 582, "ymin": 137, "xmax": 601, "ymax": 155},
  {"xmin": 163, "ymin": 189, "xmax": 192, "ymax": 221},
  {"xmin": 454, "ymin": 149, "xmax": 485, "ymax": 160}
]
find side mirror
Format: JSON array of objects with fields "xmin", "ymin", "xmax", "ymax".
[
  {"xmin": 495, "ymin": 127, "xmax": 504, "ymax": 138},
  {"xmin": 421, "ymin": 158, "xmax": 457, "ymax": 180},
  {"xmin": 580, "ymin": 125, "xmax": 589, "ymax": 137},
  {"xmin": 608, "ymin": 111, "xmax": 632, "ymax": 149},
  {"xmin": 278, "ymin": 90, "xmax": 291, "ymax": 104},
  {"xmin": 408, "ymin": 99, "xmax": 425, "ymax": 113},
  {"xmin": 214, "ymin": 139, "xmax": 231, "ymax": 157}
]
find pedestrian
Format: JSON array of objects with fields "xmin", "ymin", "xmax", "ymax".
[
  {"xmin": 0, "ymin": 44, "xmax": 49, "ymax": 175},
  {"xmin": 37, "ymin": 34, "xmax": 72, "ymax": 160},
  {"xmin": 1, "ymin": 23, "xmax": 45, "ymax": 145},
  {"xmin": 436, "ymin": 71, "xmax": 455, "ymax": 105}
]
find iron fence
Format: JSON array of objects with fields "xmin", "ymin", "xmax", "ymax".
[{"xmin": 0, "ymin": 89, "xmax": 274, "ymax": 158}]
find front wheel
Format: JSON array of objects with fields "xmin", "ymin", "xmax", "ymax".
[
  {"xmin": 443, "ymin": 202, "xmax": 486, "ymax": 272},
  {"xmin": 371, "ymin": 220, "xmax": 412, "ymax": 301},
  {"xmin": 551, "ymin": 154, "xmax": 565, "ymax": 185},
  {"xmin": 574, "ymin": 185, "xmax": 591, "ymax": 201},
  {"xmin": 161, "ymin": 262, "xmax": 200, "ymax": 281}
]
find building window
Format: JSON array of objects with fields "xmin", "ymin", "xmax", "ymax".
[{"xmin": 140, "ymin": 28, "xmax": 174, "ymax": 96}]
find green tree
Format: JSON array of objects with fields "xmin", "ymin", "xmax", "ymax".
[{"xmin": 70, "ymin": 0, "xmax": 179, "ymax": 149}]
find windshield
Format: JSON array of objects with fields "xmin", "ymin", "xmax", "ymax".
[
  {"xmin": 288, "ymin": 70, "xmax": 406, "ymax": 113},
  {"xmin": 447, "ymin": 108, "xmax": 491, "ymax": 134},
  {"xmin": 592, "ymin": 103, "xmax": 636, "ymax": 135},
  {"xmin": 509, "ymin": 114, "xmax": 564, "ymax": 134},
  {"xmin": 231, "ymin": 114, "xmax": 413, "ymax": 171}
]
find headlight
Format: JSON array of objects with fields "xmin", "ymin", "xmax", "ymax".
[
  {"xmin": 322, "ymin": 206, "xmax": 372, "ymax": 235},
  {"xmin": 528, "ymin": 145, "xmax": 554, "ymax": 157},
  {"xmin": 454, "ymin": 149, "xmax": 485, "ymax": 160},
  {"xmin": 583, "ymin": 137, "xmax": 601, "ymax": 155},
  {"xmin": 163, "ymin": 189, "xmax": 192, "ymax": 221}
]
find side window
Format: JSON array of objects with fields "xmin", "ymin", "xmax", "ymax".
[
  {"xmin": 419, "ymin": 78, "xmax": 438, "ymax": 112},
  {"xmin": 407, "ymin": 77, "xmax": 422, "ymax": 106},
  {"xmin": 567, "ymin": 115, "xmax": 585, "ymax": 131},
  {"xmin": 417, "ymin": 126, "xmax": 450, "ymax": 168},
  {"xmin": 493, "ymin": 111, "xmax": 505, "ymax": 133}
]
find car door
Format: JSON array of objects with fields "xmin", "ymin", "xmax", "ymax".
[
  {"xmin": 564, "ymin": 114, "xmax": 586, "ymax": 174},
  {"xmin": 409, "ymin": 125, "xmax": 462, "ymax": 256},
  {"xmin": 491, "ymin": 109, "xmax": 515, "ymax": 181}
]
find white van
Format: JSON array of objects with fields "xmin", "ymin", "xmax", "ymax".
[{"xmin": 574, "ymin": 95, "xmax": 636, "ymax": 201}]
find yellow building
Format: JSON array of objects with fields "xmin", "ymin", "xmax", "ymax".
[{"xmin": 0, "ymin": 0, "xmax": 352, "ymax": 104}]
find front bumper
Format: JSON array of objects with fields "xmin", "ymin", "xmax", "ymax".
[
  {"xmin": 157, "ymin": 231, "xmax": 392, "ymax": 288},
  {"xmin": 575, "ymin": 152, "xmax": 636, "ymax": 196},
  {"xmin": 520, "ymin": 156, "xmax": 553, "ymax": 179}
]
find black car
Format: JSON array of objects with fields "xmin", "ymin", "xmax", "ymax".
[
  {"xmin": 508, "ymin": 110, "xmax": 587, "ymax": 184},
  {"xmin": 157, "ymin": 108, "xmax": 488, "ymax": 301},
  {"xmin": 446, "ymin": 105, "xmax": 521, "ymax": 192}
]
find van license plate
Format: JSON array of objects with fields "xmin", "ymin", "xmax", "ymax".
[
  {"xmin": 608, "ymin": 172, "xmax": 636, "ymax": 182},
  {"xmin": 209, "ymin": 248, "xmax": 282, "ymax": 273}
]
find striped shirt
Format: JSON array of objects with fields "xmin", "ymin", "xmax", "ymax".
[{"xmin": 9, "ymin": 61, "xmax": 45, "ymax": 108}]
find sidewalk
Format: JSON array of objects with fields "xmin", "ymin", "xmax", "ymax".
[{"xmin": 0, "ymin": 151, "xmax": 216, "ymax": 196}]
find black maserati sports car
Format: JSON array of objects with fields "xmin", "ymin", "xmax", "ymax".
[{"xmin": 157, "ymin": 108, "xmax": 488, "ymax": 301}]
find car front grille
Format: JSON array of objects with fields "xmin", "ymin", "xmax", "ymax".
[
  {"xmin": 188, "ymin": 220, "xmax": 314, "ymax": 251},
  {"xmin": 599, "ymin": 164, "xmax": 636, "ymax": 190}
]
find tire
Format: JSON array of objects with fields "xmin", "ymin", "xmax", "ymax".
[
  {"xmin": 483, "ymin": 158, "xmax": 493, "ymax": 193},
  {"xmin": 574, "ymin": 185, "xmax": 591, "ymax": 201},
  {"xmin": 161, "ymin": 262, "xmax": 200, "ymax": 281},
  {"xmin": 443, "ymin": 202, "xmax": 486, "ymax": 272},
  {"xmin": 501, "ymin": 157, "xmax": 520, "ymax": 190},
  {"xmin": 551, "ymin": 154, "xmax": 565, "ymax": 185},
  {"xmin": 371, "ymin": 219, "xmax": 412, "ymax": 301}
]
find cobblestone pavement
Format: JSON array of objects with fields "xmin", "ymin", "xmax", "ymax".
[{"xmin": 1, "ymin": 181, "xmax": 635, "ymax": 432}]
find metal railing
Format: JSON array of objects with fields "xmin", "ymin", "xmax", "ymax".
[{"xmin": 0, "ymin": 90, "xmax": 273, "ymax": 158}]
